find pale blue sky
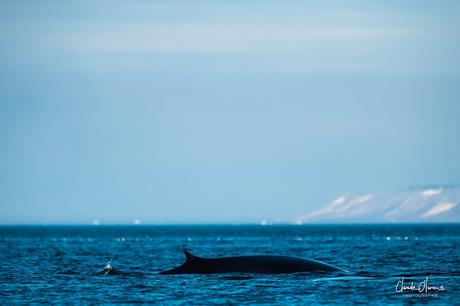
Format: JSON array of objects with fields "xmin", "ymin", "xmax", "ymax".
[{"xmin": 1, "ymin": 1, "xmax": 459, "ymax": 224}]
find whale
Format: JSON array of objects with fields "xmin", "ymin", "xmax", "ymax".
[{"xmin": 160, "ymin": 251, "xmax": 345, "ymax": 274}]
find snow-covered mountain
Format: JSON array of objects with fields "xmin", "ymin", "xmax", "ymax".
[{"xmin": 295, "ymin": 187, "xmax": 460, "ymax": 223}]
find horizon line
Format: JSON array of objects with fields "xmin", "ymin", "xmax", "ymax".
[{"xmin": 0, "ymin": 222, "xmax": 459, "ymax": 226}]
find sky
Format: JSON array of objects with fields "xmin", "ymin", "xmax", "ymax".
[{"xmin": 0, "ymin": 0, "xmax": 459, "ymax": 224}]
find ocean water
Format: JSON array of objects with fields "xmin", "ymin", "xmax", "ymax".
[{"xmin": 1, "ymin": 224, "xmax": 459, "ymax": 305}]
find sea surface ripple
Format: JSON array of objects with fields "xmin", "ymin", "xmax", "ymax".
[{"xmin": 1, "ymin": 224, "xmax": 459, "ymax": 305}]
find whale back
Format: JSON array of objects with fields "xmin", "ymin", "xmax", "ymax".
[{"xmin": 160, "ymin": 251, "xmax": 344, "ymax": 274}]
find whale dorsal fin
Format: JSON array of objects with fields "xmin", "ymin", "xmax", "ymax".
[{"xmin": 184, "ymin": 250, "xmax": 200, "ymax": 261}]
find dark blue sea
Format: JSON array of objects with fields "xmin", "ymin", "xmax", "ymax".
[{"xmin": 1, "ymin": 224, "xmax": 459, "ymax": 305}]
